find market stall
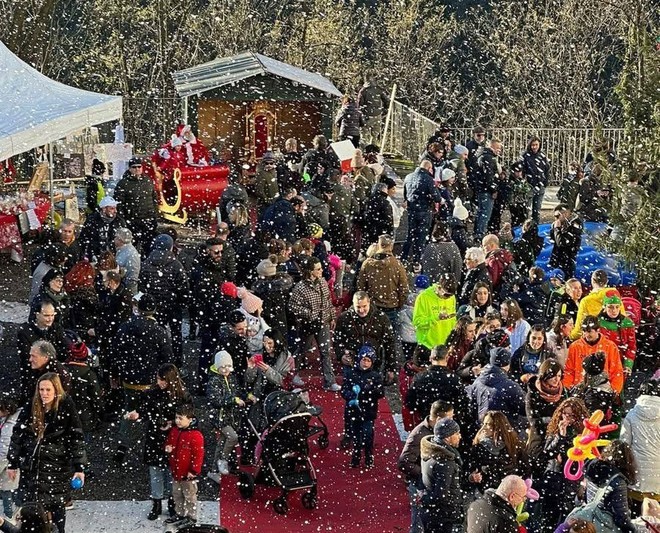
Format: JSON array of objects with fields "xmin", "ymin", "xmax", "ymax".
[{"xmin": 0, "ymin": 192, "xmax": 50, "ymax": 261}]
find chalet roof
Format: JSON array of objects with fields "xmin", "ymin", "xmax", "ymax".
[{"xmin": 172, "ymin": 51, "xmax": 342, "ymax": 99}]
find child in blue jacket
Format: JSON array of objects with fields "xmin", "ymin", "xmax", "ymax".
[{"xmin": 342, "ymin": 345, "xmax": 384, "ymax": 469}]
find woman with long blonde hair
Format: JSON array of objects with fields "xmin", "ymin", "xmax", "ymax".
[{"xmin": 6, "ymin": 373, "xmax": 86, "ymax": 533}]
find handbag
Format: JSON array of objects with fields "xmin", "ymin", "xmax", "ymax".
[{"xmin": 565, "ymin": 473, "xmax": 624, "ymax": 533}]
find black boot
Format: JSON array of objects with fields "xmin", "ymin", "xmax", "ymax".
[
  {"xmin": 167, "ymin": 495, "xmax": 176, "ymax": 518},
  {"xmin": 147, "ymin": 499, "xmax": 161, "ymax": 521}
]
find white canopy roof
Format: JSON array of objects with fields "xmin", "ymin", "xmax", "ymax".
[{"xmin": 0, "ymin": 40, "xmax": 123, "ymax": 161}]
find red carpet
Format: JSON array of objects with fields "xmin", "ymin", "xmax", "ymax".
[{"xmin": 218, "ymin": 373, "xmax": 409, "ymax": 532}]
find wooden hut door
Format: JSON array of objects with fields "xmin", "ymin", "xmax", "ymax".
[{"xmin": 245, "ymin": 102, "xmax": 277, "ymax": 161}]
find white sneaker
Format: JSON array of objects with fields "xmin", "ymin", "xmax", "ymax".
[
  {"xmin": 292, "ymin": 374, "xmax": 305, "ymax": 387},
  {"xmin": 217, "ymin": 459, "xmax": 230, "ymax": 475},
  {"xmin": 207, "ymin": 471, "xmax": 221, "ymax": 484},
  {"xmin": 324, "ymin": 383, "xmax": 341, "ymax": 392}
]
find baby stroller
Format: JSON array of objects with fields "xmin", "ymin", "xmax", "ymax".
[{"xmin": 237, "ymin": 391, "xmax": 327, "ymax": 514}]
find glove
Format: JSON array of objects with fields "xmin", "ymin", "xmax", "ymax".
[
  {"xmin": 352, "ymin": 384, "xmax": 361, "ymax": 395},
  {"xmin": 348, "ymin": 399, "xmax": 359, "ymax": 408}
]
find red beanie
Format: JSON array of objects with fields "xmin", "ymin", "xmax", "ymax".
[{"xmin": 221, "ymin": 281, "xmax": 239, "ymax": 299}]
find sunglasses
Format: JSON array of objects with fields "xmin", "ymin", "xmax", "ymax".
[{"xmin": 130, "ymin": 165, "xmax": 142, "ymax": 169}]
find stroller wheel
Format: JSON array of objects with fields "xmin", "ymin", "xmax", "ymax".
[
  {"xmin": 273, "ymin": 496, "xmax": 289, "ymax": 515},
  {"xmin": 302, "ymin": 491, "xmax": 318, "ymax": 510},
  {"xmin": 317, "ymin": 435, "xmax": 330, "ymax": 449},
  {"xmin": 237, "ymin": 471, "xmax": 255, "ymax": 499}
]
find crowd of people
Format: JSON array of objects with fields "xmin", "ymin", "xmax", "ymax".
[{"xmin": 0, "ymin": 115, "xmax": 658, "ymax": 533}]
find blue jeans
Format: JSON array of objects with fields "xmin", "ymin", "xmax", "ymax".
[
  {"xmin": 474, "ymin": 192, "xmax": 494, "ymax": 240},
  {"xmin": 1, "ymin": 490, "xmax": 14, "ymax": 518},
  {"xmin": 407, "ymin": 482, "xmax": 423, "ymax": 533},
  {"xmin": 530, "ymin": 185, "xmax": 545, "ymax": 223},
  {"xmin": 149, "ymin": 466, "xmax": 172, "ymax": 500},
  {"xmin": 406, "ymin": 210, "xmax": 432, "ymax": 265}
]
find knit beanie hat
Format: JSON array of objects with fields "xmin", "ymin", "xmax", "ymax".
[
  {"xmin": 583, "ymin": 352, "xmax": 606, "ymax": 376},
  {"xmin": 152, "ymin": 234, "xmax": 174, "ymax": 251},
  {"xmin": 602, "ymin": 289, "xmax": 622, "ymax": 306},
  {"xmin": 487, "ymin": 328, "xmax": 511, "ymax": 349},
  {"xmin": 42, "ymin": 268, "xmax": 64, "ymax": 288},
  {"xmin": 441, "ymin": 168, "xmax": 456, "ymax": 182},
  {"xmin": 137, "ymin": 293, "xmax": 157, "ymax": 314},
  {"xmin": 64, "ymin": 330, "xmax": 89, "ymax": 361},
  {"xmin": 357, "ymin": 345, "xmax": 377, "ymax": 366},
  {"xmin": 212, "ymin": 350, "xmax": 233, "ymax": 372},
  {"xmin": 433, "ymin": 417, "xmax": 461, "ymax": 442},
  {"xmin": 239, "ymin": 288, "xmax": 263, "ymax": 315},
  {"xmin": 454, "ymin": 145, "xmax": 468, "ymax": 156},
  {"xmin": 221, "ymin": 281, "xmax": 239, "ymax": 299},
  {"xmin": 262, "ymin": 151, "xmax": 275, "ymax": 164},
  {"xmin": 309, "ymin": 223, "xmax": 323, "ymax": 239},
  {"xmin": 256, "ymin": 255, "xmax": 277, "ymax": 278},
  {"xmin": 547, "ymin": 268, "xmax": 566, "ymax": 283},
  {"xmin": 453, "ymin": 199, "xmax": 469, "ymax": 221},
  {"xmin": 415, "ymin": 274, "xmax": 431, "ymax": 289},
  {"xmin": 170, "ymin": 135, "xmax": 183, "ymax": 148},
  {"xmin": 490, "ymin": 347, "xmax": 512, "ymax": 367}
]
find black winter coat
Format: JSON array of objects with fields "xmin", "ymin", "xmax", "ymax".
[
  {"xmin": 548, "ymin": 215, "xmax": 583, "ymax": 276},
  {"xmin": 341, "ymin": 366, "xmax": 384, "ymax": 421},
  {"xmin": 113, "ymin": 172, "xmax": 158, "ymax": 222},
  {"xmin": 511, "ymin": 231, "xmax": 544, "ymax": 274},
  {"xmin": 140, "ymin": 387, "xmax": 193, "ymax": 468},
  {"xmin": 78, "ymin": 211, "xmax": 125, "ymax": 261},
  {"xmin": 459, "ymin": 264, "xmax": 491, "ymax": 306},
  {"xmin": 251, "ymin": 274, "xmax": 294, "ymax": 335},
  {"xmin": 207, "ymin": 371, "xmax": 244, "ymax": 430},
  {"xmin": 524, "ymin": 376, "xmax": 567, "ymax": 466},
  {"xmin": 420, "ymin": 437, "xmax": 464, "ymax": 526},
  {"xmin": 112, "ymin": 315, "xmax": 173, "ymax": 385},
  {"xmin": 466, "ymin": 438, "xmax": 528, "ymax": 492},
  {"xmin": 449, "ymin": 217, "xmax": 469, "ymax": 257},
  {"xmin": 95, "ymin": 284, "xmax": 133, "ymax": 350},
  {"xmin": 471, "ymin": 147, "xmax": 499, "ymax": 195},
  {"xmin": 523, "ymin": 149, "xmax": 551, "ymax": 189},
  {"xmin": 405, "ymin": 366, "xmax": 466, "ymax": 422},
  {"xmin": 333, "ymin": 307, "xmax": 397, "ymax": 373},
  {"xmin": 456, "ymin": 336, "xmax": 494, "ymax": 383},
  {"xmin": 66, "ymin": 363, "xmax": 102, "ymax": 433},
  {"xmin": 584, "ymin": 460, "xmax": 636, "ymax": 533},
  {"xmin": 188, "ymin": 254, "xmax": 235, "ymax": 332},
  {"xmin": 216, "ymin": 325, "xmax": 250, "ymax": 383},
  {"xmin": 467, "ymin": 365, "xmax": 526, "ymax": 436},
  {"xmin": 466, "ymin": 488, "xmax": 519, "ymax": 533},
  {"xmin": 260, "ymin": 198, "xmax": 297, "ymax": 243},
  {"xmin": 361, "ymin": 190, "xmax": 394, "ymax": 248},
  {"xmin": 8, "ymin": 395, "xmax": 87, "ymax": 506},
  {"xmin": 139, "ymin": 249, "xmax": 188, "ymax": 317}
]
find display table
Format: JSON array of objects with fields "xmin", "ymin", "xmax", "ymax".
[{"xmin": 0, "ymin": 196, "xmax": 50, "ymax": 261}]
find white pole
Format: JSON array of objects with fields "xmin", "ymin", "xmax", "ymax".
[
  {"xmin": 380, "ymin": 83, "xmax": 397, "ymax": 154},
  {"xmin": 48, "ymin": 142, "xmax": 54, "ymax": 225}
]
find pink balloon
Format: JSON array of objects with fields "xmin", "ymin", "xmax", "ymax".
[{"xmin": 564, "ymin": 459, "xmax": 583, "ymax": 481}]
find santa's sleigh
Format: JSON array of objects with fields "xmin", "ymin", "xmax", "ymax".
[{"xmin": 148, "ymin": 163, "xmax": 230, "ymax": 224}]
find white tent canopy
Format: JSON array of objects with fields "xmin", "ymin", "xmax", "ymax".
[{"xmin": 0, "ymin": 40, "xmax": 122, "ymax": 161}]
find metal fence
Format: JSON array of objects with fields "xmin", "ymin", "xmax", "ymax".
[{"xmin": 382, "ymin": 101, "xmax": 626, "ymax": 184}]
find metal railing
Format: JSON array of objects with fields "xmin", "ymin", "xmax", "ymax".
[{"xmin": 382, "ymin": 101, "xmax": 626, "ymax": 184}]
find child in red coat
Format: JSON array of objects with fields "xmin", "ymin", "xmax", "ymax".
[{"xmin": 164, "ymin": 403, "xmax": 204, "ymax": 528}]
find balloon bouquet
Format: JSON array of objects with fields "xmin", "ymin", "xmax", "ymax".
[{"xmin": 563, "ymin": 409, "xmax": 618, "ymax": 482}]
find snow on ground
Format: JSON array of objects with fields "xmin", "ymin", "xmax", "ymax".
[
  {"xmin": 0, "ymin": 301, "xmax": 29, "ymax": 324},
  {"xmin": 66, "ymin": 500, "xmax": 219, "ymax": 532}
]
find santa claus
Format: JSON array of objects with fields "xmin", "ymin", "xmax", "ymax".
[{"xmin": 181, "ymin": 125, "xmax": 210, "ymax": 167}]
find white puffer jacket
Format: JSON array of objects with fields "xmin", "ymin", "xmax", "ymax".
[{"xmin": 620, "ymin": 394, "xmax": 660, "ymax": 493}]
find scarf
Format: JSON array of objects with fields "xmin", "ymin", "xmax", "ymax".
[{"xmin": 536, "ymin": 377, "xmax": 563, "ymax": 403}]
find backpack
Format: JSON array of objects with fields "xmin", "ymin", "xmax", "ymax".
[
  {"xmin": 565, "ymin": 473, "xmax": 624, "ymax": 533},
  {"xmin": 498, "ymin": 262, "xmax": 524, "ymax": 299}
]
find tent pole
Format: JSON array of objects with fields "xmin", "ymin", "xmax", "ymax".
[
  {"xmin": 381, "ymin": 83, "xmax": 397, "ymax": 154},
  {"xmin": 48, "ymin": 142, "xmax": 54, "ymax": 225}
]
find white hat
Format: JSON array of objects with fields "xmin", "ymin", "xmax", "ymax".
[
  {"xmin": 211, "ymin": 350, "xmax": 233, "ymax": 372},
  {"xmin": 453, "ymin": 198, "xmax": 469, "ymax": 221},
  {"xmin": 99, "ymin": 196, "xmax": 119, "ymax": 208},
  {"xmin": 441, "ymin": 168, "xmax": 456, "ymax": 182},
  {"xmin": 170, "ymin": 135, "xmax": 183, "ymax": 148},
  {"xmin": 454, "ymin": 145, "xmax": 468, "ymax": 156}
]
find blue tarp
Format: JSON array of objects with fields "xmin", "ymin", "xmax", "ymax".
[{"xmin": 514, "ymin": 222, "xmax": 636, "ymax": 286}]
